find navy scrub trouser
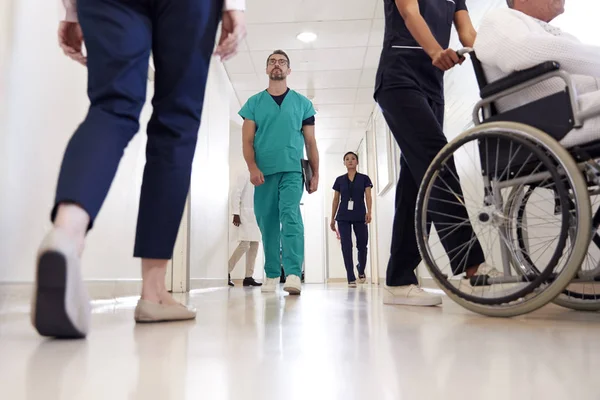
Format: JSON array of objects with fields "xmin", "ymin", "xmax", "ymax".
[
  {"xmin": 376, "ymin": 88, "xmax": 485, "ymax": 287},
  {"xmin": 52, "ymin": 0, "xmax": 222, "ymax": 259},
  {"xmin": 337, "ymin": 221, "xmax": 368, "ymax": 282}
]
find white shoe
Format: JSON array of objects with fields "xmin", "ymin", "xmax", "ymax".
[
  {"xmin": 261, "ymin": 278, "xmax": 279, "ymax": 293},
  {"xmin": 31, "ymin": 229, "xmax": 91, "ymax": 338},
  {"xmin": 348, "ymin": 281, "xmax": 357, "ymax": 288},
  {"xmin": 357, "ymin": 275, "xmax": 367, "ymax": 284},
  {"xmin": 283, "ymin": 275, "xmax": 302, "ymax": 295},
  {"xmin": 475, "ymin": 263, "xmax": 502, "ymax": 278},
  {"xmin": 463, "ymin": 263, "xmax": 503, "ymax": 289},
  {"xmin": 383, "ymin": 284, "xmax": 442, "ymax": 306}
]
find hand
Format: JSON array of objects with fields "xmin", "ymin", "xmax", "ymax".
[
  {"xmin": 250, "ymin": 167, "xmax": 265, "ymax": 186},
  {"xmin": 308, "ymin": 175, "xmax": 319, "ymax": 194},
  {"xmin": 233, "ymin": 215, "xmax": 241, "ymax": 227},
  {"xmin": 365, "ymin": 212, "xmax": 372, "ymax": 224},
  {"xmin": 330, "ymin": 220, "xmax": 336, "ymax": 232},
  {"xmin": 431, "ymin": 48, "xmax": 462, "ymax": 71},
  {"xmin": 214, "ymin": 10, "xmax": 247, "ymax": 61},
  {"xmin": 58, "ymin": 21, "xmax": 86, "ymax": 66}
]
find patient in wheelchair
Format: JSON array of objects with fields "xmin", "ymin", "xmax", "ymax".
[{"xmin": 474, "ymin": 0, "xmax": 600, "ymax": 148}]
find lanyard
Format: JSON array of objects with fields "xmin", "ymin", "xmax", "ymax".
[{"xmin": 347, "ymin": 174, "xmax": 356, "ymax": 201}]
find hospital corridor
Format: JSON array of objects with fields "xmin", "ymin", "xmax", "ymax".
[{"xmin": 1, "ymin": 0, "xmax": 600, "ymax": 399}]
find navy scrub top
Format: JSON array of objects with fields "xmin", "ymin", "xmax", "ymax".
[
  {"xmin": 333, "ymin": 173, "xmax": 374, "ymax": 222},
  {"xmin": 374, "ymin": 0, "xmax": 468, "ymax": 104}
]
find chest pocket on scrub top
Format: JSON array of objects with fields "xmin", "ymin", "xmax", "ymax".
[{"xmin": 445, "ymin": 0, "xmax": 456, "ymax": 25}]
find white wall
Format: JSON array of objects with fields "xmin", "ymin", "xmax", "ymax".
[{"xmin": 188, "ymin": 59, "xmax": 236, "ymax": 282}]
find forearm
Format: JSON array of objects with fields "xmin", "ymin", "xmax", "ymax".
[
  {"xmin": 396, "ymin": 1, "xmax": 443, "ymax": 58},
  {"xmin": 459, "ymin": 28, "xmax": 476, "ymax": 48},
  {"xmin": 331, "ymin": 200, "xmax": 339, "ymax": 221},
  {"xmin": 243, "ymin": 142, "xmax": 257, "ymax": 170},
  {"xmin": 366, "ymin": 194, "xmax": 372, "ymax": 214},
  {"xmin": 306, "ymin": 142, "xmax": 320, "ymax": 177}
]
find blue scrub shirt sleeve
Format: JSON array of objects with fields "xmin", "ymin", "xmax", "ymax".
[
  {"xmin": 239, "ymin": 96, "xmax": 256, "ymax": 121},
  {"xmin": 364, "ymin": 175, "xmax": 374, "ymax": 189},
  {"xmin": 333, "ymin": 176, "xmax": 341, "ymax": 191},
  {"xmin": 456, "ymin": 0, "xmax": 468, "ymax": 12}
]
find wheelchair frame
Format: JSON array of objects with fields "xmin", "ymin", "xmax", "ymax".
[{"xmin": 416, "ymin": 47, "xmax": 600, "ymax": 316}]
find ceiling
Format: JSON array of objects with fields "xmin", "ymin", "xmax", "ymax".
[{"xmin": 224, "ymin": 0, "xmax": 507, "ymax": 154}]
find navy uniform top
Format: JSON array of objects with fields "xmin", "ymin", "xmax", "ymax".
[
  {"xmin": 374, "ymin": 0, "xmax": 468, "ymax": 104},
  {"xmin": 333, "ymin": 173, "xmax": 374, "ymax": 222}
]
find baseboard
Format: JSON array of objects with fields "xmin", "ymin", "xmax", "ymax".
[
  {"xmin": 418, "ymin": 276, "xmax": 441, "ymax": 290},
  {"xmin": 0, "ymin": 280, "xmax": 143, "ymax": 302},
  {"xmin": 190, "ymin": 278, "xmax": 228, "ymax": 290}
]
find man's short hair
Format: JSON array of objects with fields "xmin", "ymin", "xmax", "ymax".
[
  {"xmin": 266, "ymin": 50, "xmax": 290, "ymax": 67},
  {"xmin": 506, "ymin": 0, "xmax": 515, "ymax": 7}
]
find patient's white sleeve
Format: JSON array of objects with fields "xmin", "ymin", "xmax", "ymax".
[
  {"xmin": 60, "ymin": 0, "xmax": 77, "ymax": 22},
  {"xmin": 475, "ymin": 10, "xmax": 600, "ymax": 78}
]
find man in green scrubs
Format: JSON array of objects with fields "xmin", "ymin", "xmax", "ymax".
[{"xmin": 240, "ymin": 49, "xmax": 319, "ymax": 295}]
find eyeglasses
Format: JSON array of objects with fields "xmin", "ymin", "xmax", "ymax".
[{"xmin": 268, "ymin": 59, "xmax": 289, "ymax": 66}]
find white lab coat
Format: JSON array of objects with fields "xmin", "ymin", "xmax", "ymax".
[
  {"xmin": 231, "ymin": 173, "xmax": 261, "ymax": 242},
  {"xmin": 474, "ymin": 8, "xmax": 600, "ymax": 148}
]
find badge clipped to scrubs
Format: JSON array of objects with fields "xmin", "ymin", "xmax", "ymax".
[{"xmin": 348, "ymin": 200, "xmax": 355, "ymax": 211}]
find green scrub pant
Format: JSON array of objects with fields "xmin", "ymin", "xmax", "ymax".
[{"xmin": 254, "ymin": 172, "xmax": 304, "ymax": 279}]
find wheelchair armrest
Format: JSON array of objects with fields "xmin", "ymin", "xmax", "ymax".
[{"xmin": 480, "ymin": 61, "xmax": 561, "ymax": 99}]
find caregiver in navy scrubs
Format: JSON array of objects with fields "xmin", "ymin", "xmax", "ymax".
[
  {"xmin": 330, "ymin": 152, "xmax": 373, "ymax": 287},
  {"xmin": 375, "ymin": 0, "xmax": 489, "ymax": 306}
]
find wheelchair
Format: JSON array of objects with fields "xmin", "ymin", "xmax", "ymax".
[{"xmin": 416, "ymin": 48, "xmax": 600, "ymax": 317}]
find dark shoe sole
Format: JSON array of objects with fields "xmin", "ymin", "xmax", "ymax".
[{"xmin": 34, "ymin": 251, "xmax": 84, "ymax": 339}]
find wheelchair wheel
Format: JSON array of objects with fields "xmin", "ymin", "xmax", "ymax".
[
  {"xmin": 416, "ymin": 122, "xmax": 591, "ymax": 317},
  {"xmin": 511, "ymin": 186, "xmax": 600, "ymax": 311}
]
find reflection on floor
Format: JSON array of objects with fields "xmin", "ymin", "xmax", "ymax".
[{"xmin": 1, "ymin": 284, "xmax": 599, "ymax": 399}]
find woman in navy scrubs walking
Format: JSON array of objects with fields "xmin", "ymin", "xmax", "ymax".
[
  {"xmin": 330, "ymin": 152, "xmax": 373, "ymax": 287},
  {"xmin": 375, "ymin": 0, "xmax": 494, "ymax": 306}
]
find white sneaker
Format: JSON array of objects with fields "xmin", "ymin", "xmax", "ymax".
[
  {"xmin": 475, "ymin": 263, "xmax": 502, "ymax": 278},
  {"xmin": 283, "ymin": 275, "xmax": 302, "ymax": 295},
  {"xmin": 463, "ymin": 263, "xmax": 503, "ymax": 289},
  {"xmin": 348, "ymin": 281, "xmax": 357, "ymax": 288},
  {"xmin": 31, "ymin": 229, "xmax": 91, "ymax": 338},
  {"xmin": 383, "ymin": 284, "xmax": 442, "ymax": 306},
  {"xmin": 357, "ymin": 276, "xmax": 367, "ymax": 284},
  {"xmin": 261, "ymin": 278, "xmax": 279, "ymax": 293}
]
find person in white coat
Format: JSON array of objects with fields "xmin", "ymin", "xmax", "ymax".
[
  {"xmin": 228, "ymin": 172, "xmax": 262, "ymax": 287},
  {"xmin": 474, "ymin": 0, "xmax": 600, "ymax": 148}
]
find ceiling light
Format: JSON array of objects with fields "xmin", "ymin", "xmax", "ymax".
[{"xmin": 297, "ymin": 32, "xmax": 317, "ymax": 43}]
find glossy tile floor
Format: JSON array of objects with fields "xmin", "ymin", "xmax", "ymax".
[{"xmin": 1, "ymin": 284, "xmax": 600, "ymax": 400}]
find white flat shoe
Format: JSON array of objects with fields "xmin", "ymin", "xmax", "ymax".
[
  {"xmin": 31, "ymin": 229, "xmax": 91, "ymax": 339},
  {"xmin": 134, "ymin": 300, "xmax": 196, "ymax": 323}
]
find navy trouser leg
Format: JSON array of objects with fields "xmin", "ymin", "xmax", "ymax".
[
  {"xmin": 353, "ymin": 222, "xmax": 368, "ymax": 277},
  {"xmin": 54, "ymin": 0, "xmax": 152, "ymax": 227},
  {"xmin": 134, "ymin": 0, "xmax": 221, "ymax": 258},
  {"xmin": 338, "ymin": 221, "xmax": 357, "ymax": 282},
  {"xmin": 53, "ymin": 0, "xmax": 222, "ymax": 260},
  {"xmin": 377, "ymin": 88, "xmax": 485, "ymax": 287}
]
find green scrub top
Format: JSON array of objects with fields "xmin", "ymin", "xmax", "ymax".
[{"xmin": 239, "ymin": 89, "xmax": 316, "ymax": 176}]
